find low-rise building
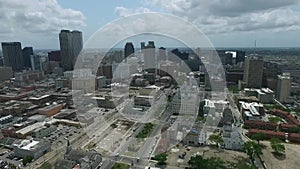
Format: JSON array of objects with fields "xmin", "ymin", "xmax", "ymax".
[
  {"xmin": 183, "ymin": 128, "xmax": 200, "ymax": 146},
  {"xmin": 0, "ymin": 66, "xmax": 13, "ymax": 83},
  {"xmin": 0, "ymin": 115, "xmax": 13, "ymax": 124},
  {"xmin": 38, "ymin": 104, "xmax": 63, "ymax": 117},
  {"xmin": 1, "ymin": 100, "xmax": 32, "ymax": 115},
  {"xmin": 32, "ymin": 125, "xmax": 56, "ymax": 138},
  {"xmin": 55, "ymin": 147, "xmax": 102, "ymax": 169},
  {"xmin": 14, "ymin": 70, "xmax": 44, "ymax": 86},
  {"xmin": 28, "ymin": 95, "xmax": 53, "ymax": 106},
  {"xmin": 203, "ymin": 99, "xmax": 228, "ymax": 115},
  {"xmin": 134, "ymin": 95, "xmax": 153, "ymax": 107},
  {"xmin": 15, "ymin": 122, "xmax": 45, "ymax": 139},
  {"xmin": 239, "ymin": 101, "xmax": 264, "ymax": 121},
  {"xmin": 222, "ymin": 130, "xmax": 243, "ymax": 151},
  {"xmin": 12, "ymin": 139, "xmax": 51, "ymax": 159},
  {"xmin": 244, "ymin": 88, "xmax": 274, "ymax": 104},
  {"xmin": 92, "ymin": 95, "xmax": 124, "ymax": 109}
]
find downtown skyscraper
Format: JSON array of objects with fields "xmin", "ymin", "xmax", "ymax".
[
  {"xmin": 124, "ymin": 42, "xmax": 134, "ymax": 59},
  {"xmin": 59, "ymin": 30, "xmax": 83, "ymax": 71},
  {"xmin": 1, "ymin": 42, "xmax": 23, "ymax": 71}
]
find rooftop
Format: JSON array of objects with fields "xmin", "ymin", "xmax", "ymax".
[{"xmin": 13, "ymin": 139, "xmax": 40, "ymax": 151}]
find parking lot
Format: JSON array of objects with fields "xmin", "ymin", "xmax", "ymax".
[
  {"xmin": 0, "ymin": 124, "xmax": 83, "ymax": 169},
  {"xmin": 46, "ymin": 124, "xmax": 82, "ymax": 148},
  {"xmin": 0, "ymin": 148, "xmax": 23, "ymax": 169}
]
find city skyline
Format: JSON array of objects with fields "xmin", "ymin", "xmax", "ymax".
[{"xmin": 0, "ymin": 0, "xmax": 300, "ymax": 49}]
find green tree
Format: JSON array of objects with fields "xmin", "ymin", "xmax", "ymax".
[
  {"xmin": 188, "ymin": 155, "xmax": 227, "ymax": 169},
  {"xmin": 270, "ymin": 138, "xmax": 285, "ymax": 155},
  {"xmin": 251, "ymin": 132, "xmax": 265, "ymax": 144},
  {"xmin": 23, "ymin": 156, "xmax": 33, "ymax": 166},
  {"xmin": 268, "ymin": 116, "xmax": 283, "ymax": 124},
  {"xmin": 289, "ymin": 126, "xmax": 300, "ymax": 134},
  {"xmin": 243, "ymin": 141, "xmax": 262, "ymax": 161},
  {"xmin": 112, "ymin": 163, "xmax": 130, "ymax": 169},
  {"xmin": 10, "ymin": 164, "xmax": 17, "ymax": 169},
  {"xmin": 209, "ymin": 134, "xmax": 224, "ymax": 147},
  {"xmin": 40, "ymin": 162, "xmax": 52, "ymax": 169},
  {"xmin": 152, "ymin": 153, "xmax": 168, "ymax": 165}
]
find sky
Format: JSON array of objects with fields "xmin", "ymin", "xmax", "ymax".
[{"xmin": 0, "ymin": 0, "xmax": 300, "ymax": 49}]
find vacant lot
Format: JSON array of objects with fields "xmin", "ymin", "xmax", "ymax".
[
  {"xmin": 166, "ymin": 144, "xmax": 248, "ymax": 168},
  {"xmin": 261, "ymin": 141, "xmax": 300, "ymax": 169}
]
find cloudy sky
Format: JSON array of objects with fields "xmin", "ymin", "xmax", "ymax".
[{"xmin": 0, "ymin": 0, "xmax": 300, "ymax": 49}]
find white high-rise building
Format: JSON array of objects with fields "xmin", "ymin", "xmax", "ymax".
[
  {"xmin": 143, "ymin": 41, "xmax": 156, "ymax": 71},
  {"xmin": 276, "ymin": 73, "xmax": 291, "ymax": 103}
]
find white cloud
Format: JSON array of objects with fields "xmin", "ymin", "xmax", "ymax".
[
  {"xmin": 115, "ymin": 6, "xmax": 151, "ymax": 17},
  {"xmin": 0, "ymin": 0, "xmax": 85, "ymax": 47},
  {"xmin": 148, "ymin": 0, "xmax": 300, "ymax": 34}
]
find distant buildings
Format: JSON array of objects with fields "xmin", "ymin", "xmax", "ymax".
[
  {"xmin": 218, "ymin": 50, "xmax": 233, "ymax": 65},
  {"xmin": 1, "ymin": 42, "xmax": 24, "ymax": 71},
  {"xmin": 243, "ymin": 56, "xmax": 264, "ymax": 88},
  {"xmin": 48, "ymin": 50, "xmax": 61, "ymax": 62},
  {"xmin": 22, "ymin": 47, "xmax": 33, "ymax": 68},
  {"xmin": 59, "ymin": 30, "xmax": 83, "ymax": 71},
  {"xmin": 14, "ymin": 70, "xmax": 44, "ymax": 86},
  {"xmin": 276, "ymin": 73, "xmax": 291, "ymax": 103},
  {"xmin": 0, "ymin": 66, "xmax": 13, "ymax": 82},
  {"xmin": 141, "ymin": 42, "xmax": 146, "ymax": 50},
  {"xmin": 144, "ymin": 41, "xmax": 156, "ymax": 71},
  {"xmin": 124, "ymin": 42, "xmax": 134, "ymax": 59},
  {"xmin": 235, "ymin": 50, "xmax": 246, "ymax": 64},
  {"xmin": 158, "ymin": 47, "xmax": 167, "ymax": 62},
  {"xmin": 30, "ymin": 54, "xmax": 43, "ymax": 71}
]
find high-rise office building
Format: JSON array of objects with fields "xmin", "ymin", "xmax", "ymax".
[
  {"xmin": 276, "ymin": 73, "xmax": 291, "ymax": 103},
  {"xmin": 124, "ymin": 42, "xmax": 134, "ymax": 59},
  {"xmin": 158, "ymin": 47, "xmax": 167, "ymax": 61},
  {"xmin": 243, "ymin": 56, "xmax": 264, "ymax": 88},
  {"xmin": 22, "ymin": 47, "xmax": 33, "ymax": 68},
  {"xmin": 48, "ymin": 50, "xmax": 61, "ymax": 62},
  {"xmin": 236, "ymin": 50, "xmax": 246, "ymax": 64},
  {"xmin": 141, "ymin": 42, "xmax": 146, "ymax": 50},
  {"xmin": 144, "ymin": 41, "xmax": 156, "ymax": 72},
  {"xmin": 30, "ymin": 54, "xmax": 42, "ymax": 71},
  {"xmin": 1, "ymin": 42, "xmax": 23, "ymax": 71},
  {"xmin": 59, "ymin": 30, "xmax": 83, "ymax": 71},
  {"xmin": 0, "ymin": 57, "xmax": 3, "ymax": 66}
]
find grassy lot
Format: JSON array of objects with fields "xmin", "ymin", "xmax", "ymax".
[
  {"xmin": 136, "ymin": 123, "xmax": 155, "ymax": 138},
  {"xmin": 112, "ymin": 163, "xmax": 130, "ymax": 169}
]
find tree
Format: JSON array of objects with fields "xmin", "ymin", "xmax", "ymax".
[
  {"xmin": 9, "ymin": 164, "xmax": 17, "ymax": 169},
  {"xmin": 23, "ymin": 156, "xmax": 33, "ymax": 166},
  {"xmin": 188, "ymin": 155, "xmax": 227, "ymax": 169},
  {"xmin": 40, "ymin": 162, "xmax": 52, "ymax": 169},
  {"xmin": 270, "ymin": 138, "xmax": 285, "ymax": 155},
  {"xmin": 209, "ymin": 134, "xmax": 224, "ymax": 147},
  {"xmin": 268, "ymin": 116, "xmax": 283, "ymax": 124},
  {"xmin": 112, "ymin": 163, "xmax": 130, "ymax": 169},
  {"xmin": 243, "ymin": 141, "xmax": 262, "ymax": 161},
  {"xmin": 251, "ymin": 132, "xmax": 265, "ymax": 144},
  {"xmin": 152, "ymin": 153, "xmax": 167, "ymax": 165}
]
